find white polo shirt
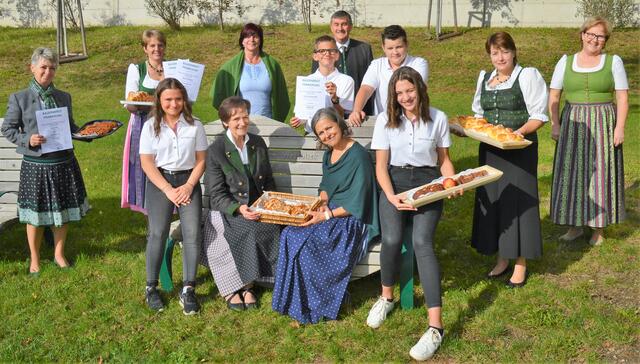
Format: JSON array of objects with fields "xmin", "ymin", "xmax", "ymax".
[
  {"xmin": 304, "ymin": 69, "xmax": 355, "ymax": 133},
  {"xmin": 139, "ymin": 114, "xmax": 209, "ymax": 171},
  {"xmin": 371, "ymin": 107, "xmax": 450, "ymax": 167},
  {"xmin": 361, "ymin": 55, "xmax": 429, "ymax": 115}
]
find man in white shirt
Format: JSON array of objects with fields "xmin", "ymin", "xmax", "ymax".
[
  {"xmin": 311, "ymin": 10, "xmax": 374, "ymax": 116},
  {"xmin": 348, "ymin": 25, "xmax": 428, "ymax": 127},
  {"xmin": 292, "ymin": 35, "xmax": 355, "ymax": 134}
]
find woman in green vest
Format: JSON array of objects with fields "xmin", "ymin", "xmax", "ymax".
[
  {"xmin": 210, "ymin": 23, "xmax": 290, "ymax": 123},
  {"xmin": 121, "ymin": 30, "xmax": 166, "ymax": 214},
  {"xmin": 549, "ymin": 17, "xmax": 629, "ymax": 246},
  {"xmin": 469, "ymin": 32, "xmax": 549, "ymax": 287}
]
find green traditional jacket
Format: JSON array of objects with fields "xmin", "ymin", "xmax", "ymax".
[
  {"xmin": 210, "ymin": 50, "xmax": 290, "ymax": 122},
  {"xmin": 563, "ymin": 54, "xmax": 615, "ymax": 104}
]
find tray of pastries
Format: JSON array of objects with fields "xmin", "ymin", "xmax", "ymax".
[
  {"xmin": 250, "ymin": 191, "xmax": 323, "ymax": 226},
  {"xmin": 398, "ymin": 165, "xmax": 503, "ymax": 208},
  {"xmin": 72, "ymin": 119, "xmax": 123, "ymax": 140},
  {"xmin": 120, "ymin": 91, "xmax": 155, "ymax": 106},
  {"xmin": 449, "ymin": 116, "xmax": 532, "ymax": 150}
]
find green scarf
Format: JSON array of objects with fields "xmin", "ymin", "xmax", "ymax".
[{"xmin": 29, "ymin": 78, "xmax": 58, "ymax": 109}]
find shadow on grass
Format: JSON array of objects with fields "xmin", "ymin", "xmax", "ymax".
[{"xmin": 0, "ymin": 197, "xmax": 148, "ymax": 264}]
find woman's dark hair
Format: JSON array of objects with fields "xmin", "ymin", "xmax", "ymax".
[
  {"xmin": 151, "ymin": 78, "xmax": 194, "ymax": 136},
  {"xmin": 381, "ymin": 25, "xmax": 407, "ymax": 45},
  {"xmin": 310, "ymin": 107, "xmax": 351, "ymax": 148},
  {"xmin": 218, "ymin": 96, "xmax": 251, "ymax": 129},
  {"xmin": 485, "ymin": 31, "xmax": 518, "ymax": 64},
  {"xmin": 239, "ymin": 23, "xmax": 264, "ymax": 52},
  {"xmin": 386, "ymin": 67, "xmax": 431, "ymax": 129}
]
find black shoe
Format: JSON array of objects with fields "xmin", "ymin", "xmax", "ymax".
[
  {"xmin": 506, "ymin": 272, "xmax": 529, "ymax": 288},
  {"xmin": 225, "ymin": 291, "xmax": 245, "ymax": 311},
  {"xmin": 487, "ymin": 266, "xmax": 511, "ymax": 279},
  {"xmin": 179, "ymin": 287, "xmax": 200, "ymax": 315},
  {"xmin": 241, "ymin": 287, "xmax": 258, "ymax": 310},
  {"xmin": 145, "ymin": 286, "xmax": 165, "ymax": 312}
]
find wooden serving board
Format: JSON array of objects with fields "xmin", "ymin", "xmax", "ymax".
[
  {"xmin": 449, "ymin": 122, "xmax": 532, "ymax": 150},
  {"xmin": 120, "ymin": 100, "xmax": 153, "ymax": 106},
  {"xmin": 398, "ymin": 165, "xmax": 503, "ymax": 208}
]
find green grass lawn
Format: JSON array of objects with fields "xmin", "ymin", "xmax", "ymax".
[{"xmin": 0, "ymin": 25, "xmax": 638, "ymax": 362}]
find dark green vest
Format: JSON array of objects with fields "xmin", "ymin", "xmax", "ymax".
[
  {"xmin": 480, "ymin": 69, "xmax": 530, "ymax": 129},
  {"xmin": 137, "ymin": 61, "xmax": 156, "ymax": 94}
]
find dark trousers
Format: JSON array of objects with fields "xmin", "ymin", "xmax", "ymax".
[
  {"xmin": 144, "ymin": 172, "xmax": 202, "ymax": 287},
  {"xmin": 379, "ymin": 166, "xmax": 443, "ymax": 308}
]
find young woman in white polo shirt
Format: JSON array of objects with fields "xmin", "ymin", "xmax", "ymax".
[
  {"xmin": 139, "ymin": 78, "xmax": 208, "ymax": 315},
  {"xmin": 368, "ymin": 67, "xmax": 457, "ymax": 361}
]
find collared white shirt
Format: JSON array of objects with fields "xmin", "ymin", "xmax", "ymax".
[
  {"xmin": 304, "ymin": 69, "xmax": 355, "ymax": 133},
  {"xmin": 361, "ymin": 55, "xmax": 429, "ymax": 114},
  {"xmin": 125, "ymin": 63, "xmax": 161, "ymax": 98},
  {"xmin": 335, "ymin": 38, "xmax": 351, "ymax": 51},
  {"xmin": 139, "ymin": 114, "xmax": 208, "ymax": 171},
  {"xmin": 371, "ymin": 107, "xmax": 451, "ymax": 167},
  {"xmin": 225, "ymin": 129, "xmax": 251, "ymax": 165},
  {"xmin": 471, "ymin": 64, "xmax": 549, "ymax": 122},
  {"xmin": 549, "ymin": 54, "xmax": 628, "ymax": 90}
]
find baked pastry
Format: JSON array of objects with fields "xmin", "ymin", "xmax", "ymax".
[
  {"xmin": 127, "ymin": 91, "xmax": 154, "ymax": 102},
  {"xmin": 78, "ymin": 121, "xmax": 118, "ymax": 136},
  {"xmin": 456, "ymin": 174, "xmax": 476, "ymax": 184},
  {"xmin": 472, "ymin": 170, "xmax": 489, "ymax": 178},
  {"xmin": 413, "ymin": 183, "xmax": 445, "ymax": 199}
]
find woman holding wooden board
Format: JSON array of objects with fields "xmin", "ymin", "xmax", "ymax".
[
  {"xmin": 367, "ymin": 66, "xmax": 457, "ymax": 361},
  {"xmin": 469, "ymin": 32, "xmax": 548, "ymax": 287}
]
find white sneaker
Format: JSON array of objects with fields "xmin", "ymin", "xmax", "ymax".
[
  {"xmin": 366, "ymin": 297, "xmax": 395, "ymax": 329},
  {"xmin": 409, "ymin": 327, "xmax": 443, "ymax": 361}
]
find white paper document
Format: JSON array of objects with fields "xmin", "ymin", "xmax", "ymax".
[
  {"xmin": 35, "ymin": 107, "xmax": 73, "ymax": 154},
  {"xmin": 294, "ymin": 76, "xmax": 326, "ymax": 120},
  {"xmin": 162, "ymin": 59, "xmax": 205, "ymax": 102}
]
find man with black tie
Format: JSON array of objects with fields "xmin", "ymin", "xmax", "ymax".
[{"xmin": 312, "ymin": 10, "xmax": 374, "ymax": 116}]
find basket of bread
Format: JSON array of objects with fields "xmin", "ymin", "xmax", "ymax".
[
  {"xmin": 449, "ymin": 116, "xmax": 532, "ymax": 150},
  {"xmin": 250, "ymin": 191, "xmax": 323, "ymax": 226},
  {"xmin": 72, "ymin": 119, "xmax": 123, "ymax": 140},
  {"xmin": 400, "ymin": 165, "xmax": 503, "ymax": 208},
  {"xmin": 120, "ymin": 91, "xmax": 155, "ymax": 106}
]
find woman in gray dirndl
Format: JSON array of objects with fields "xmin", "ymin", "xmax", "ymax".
[
  {"xmin": 469, "ymin": 32, "xmax": 548, "ymax": 287},
  {"xmin": 1, "ymin": 47, "xmax": 90, "ymax": 275},
  {"xmin": 548, "ymin": 17, "xmax": 628, "ymax": 246},
  {"xmin": 203, "ymin": 96, "xmax": 280, "ymax": 311}
]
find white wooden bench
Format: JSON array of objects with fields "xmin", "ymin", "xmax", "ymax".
[
  {"xmin": 0, "ymin": 118, "xmax": 20, "ymax": 232},
  {"xmin": 160, "ymin": 115, "xmax": 417, "ymax": 309}
]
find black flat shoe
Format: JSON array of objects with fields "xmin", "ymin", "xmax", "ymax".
[
  {"xmin": 225, "ymin": 291, "xmax": 245, "ymax": 311},
  {"xmin": 506, "ymin": 272, "xmax": 529, "ymax": 288},
  {"xmin": 53, "ymin": 260, "xmax": 72, "ymax": 270},
  {"xmin": 487, "ymin": 266, "xmax": 511, "ymax": 279},
  {"xmin": 241, "ymin": 287, "xmax": 258, "ymax": 310}
]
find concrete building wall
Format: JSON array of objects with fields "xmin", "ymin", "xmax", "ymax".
[{"xmin": 0, "ymin": 0, "xmax": 637, "ymax": 28}]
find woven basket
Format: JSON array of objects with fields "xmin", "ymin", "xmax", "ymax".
[{"xmin": 250, "ymin": 191, "xmax": 322, "ymax": 226}]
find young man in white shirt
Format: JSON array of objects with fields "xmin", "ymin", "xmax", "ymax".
[
  {"xmin": 292, "ymin": 35, "xmax": 355, "ymax": 133},
  {"xmin": 348, "ymin": 25, "xmax": 428, "ymax": 127}
]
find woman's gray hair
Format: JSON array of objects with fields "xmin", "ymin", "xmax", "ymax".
[
  {"xmin": 310, "ymin": 107, "xmax": 352, "ymax": 139},
  {"xmin": 31, "ymin": 47, "xmax": 59, "ymax": 67}
]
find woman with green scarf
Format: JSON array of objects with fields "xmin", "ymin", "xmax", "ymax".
[
  {"xmin": 2, "ymin": 47, "xmax": 89, "ymax": 276},
  {"xmin": 210, "ymin": 23, "xmax": 290, "ymax": 122}
]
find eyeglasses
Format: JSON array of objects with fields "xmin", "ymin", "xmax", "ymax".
[
  {"xmin": 314, "ymin": 48, "xmax": 339, "ymax": 55},
  {"xmin": 583, "ymin": 32, "xmax": 607, "ymax": 42}
]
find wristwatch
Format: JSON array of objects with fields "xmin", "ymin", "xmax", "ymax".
[{"xmin": 331, "ymin": 96, "xmax": 340, "ymax": 105}]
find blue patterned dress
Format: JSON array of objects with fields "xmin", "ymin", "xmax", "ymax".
[{"xmin": 272, "ymin": 142, "xmax": 380, "ymax": 324}]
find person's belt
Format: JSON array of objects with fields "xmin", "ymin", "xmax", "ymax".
[
  {"xmin": 158, "ymin": 168, "xmax": 192, "ymax": 175},
  {"xmin": 392, "ymin": 165, "xmax": 437, "ymax": 170}
]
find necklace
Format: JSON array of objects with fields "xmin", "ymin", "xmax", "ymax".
[
  {"xmin": 147, "ymin": 60, "xmax": 164, "ymax": 74},
  {"xmin": 493, "ymin": 73, "xmax": 511, "ymax": 84}
]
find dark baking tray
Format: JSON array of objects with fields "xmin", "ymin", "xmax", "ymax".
[{"xmin": 72, "ymin": 119, "xmax": 123, "ymax": 140}]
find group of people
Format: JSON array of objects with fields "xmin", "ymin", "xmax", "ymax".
[{"xmin": 2, "ymin": 11, "xmax": 628, "ymax": 361}]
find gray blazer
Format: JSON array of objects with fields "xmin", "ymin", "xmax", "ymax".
[{"xmin": 1, "ymin": 87, "xmax": 80, "ymax": 157}]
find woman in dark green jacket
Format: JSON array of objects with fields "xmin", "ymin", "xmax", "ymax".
[
  {"xmin": 210, "ymin": 23, "xmax": 290, "ymax": 122},
  {"xmin": 203, "ymin": 96, "xmax": 280, "ymax": 311}
]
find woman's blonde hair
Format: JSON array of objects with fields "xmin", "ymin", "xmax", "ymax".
[
  {"xmin": 580, "ymin": 17, "xmax": 611, "ymax": 42},
  {"xmin": 141, "ymin": 29, "xmax": 166, "ymax": 48}
]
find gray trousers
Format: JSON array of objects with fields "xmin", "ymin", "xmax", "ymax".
[
  {"xmin": 145, "ymin": 172, "xmax": 202, "ymax": 287},
  {"xmin": 379, "ymin": 166, "xmax": 443, "ymax": 308}
]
